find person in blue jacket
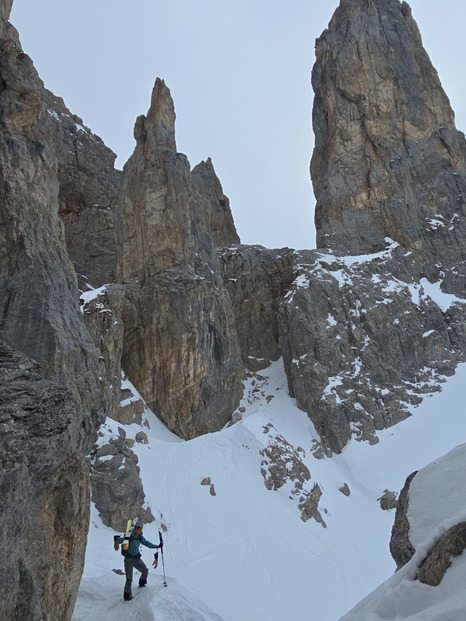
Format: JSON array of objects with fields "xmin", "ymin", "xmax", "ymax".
[{"xmin": 115, "ymin": 521, "xmax": 161, "ymax": 601}]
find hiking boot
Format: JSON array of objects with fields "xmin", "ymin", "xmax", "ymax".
[
  {"xmin": 124, "ymin": 592, "xmax": 133, "ymax": 601},
  {"xmin": 138, "ymin": 579, "xmax": 147, "ymax": 587}
]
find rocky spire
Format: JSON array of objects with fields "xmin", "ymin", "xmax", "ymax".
[
  {"xmin": 134, "ymin": 78, "xmax": 176, "ymax": 153},
  {"xmin": 311, "ymin": 0, "xmax": 466, "ymax": 264},
  {"xmin": 191, "ymin": 157, "xmax": 240, "ymax": 248},
  {"xmin": 116, "ymin": 77, "xmax": 244, "ymax": 441},
  {"xmin": 0, "ymin": 0, "xmax": 13, "ymax": 22}
]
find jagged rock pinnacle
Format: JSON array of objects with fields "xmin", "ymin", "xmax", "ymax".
[{"xmin": 134, "ymin": 77, "xmax": 176, "ymax": 152}]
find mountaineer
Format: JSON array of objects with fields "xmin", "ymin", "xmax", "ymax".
[{"xmin": 114, "ymin": 520, "xmax": 161, "ymax": 601}]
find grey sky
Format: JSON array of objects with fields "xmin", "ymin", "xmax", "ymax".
[{"xmin": 10, "ymin": 0, "xmax": 466, "ymax": 250}]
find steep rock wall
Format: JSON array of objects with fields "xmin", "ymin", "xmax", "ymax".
[
  {"xmin": 311, "ymin": 0, "xmax": 466, "ymax": 278},
  {"xmin": 0, "ymin": 6, "xmax": 106, "ymax": 618},
  {"xmin": 0, "ymin": 10, "xmax": 105, "ymax": 442},
  {"xmin": 0, "ymin": 343, "xmax": 90, "ymax": 621},
  {"xmin": 220, "ymin": 244, "xmax": 295, "ymax": 370},
  {"xmin": 44, "ymin": 88, "xmax": 122, "ymax": 290}
]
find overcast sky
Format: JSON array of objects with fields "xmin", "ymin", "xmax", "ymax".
[{"xmin": 10, "ymin": 0, "xmax": 466, "ymax": 250}]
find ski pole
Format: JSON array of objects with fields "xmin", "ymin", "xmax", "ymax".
[{"xmin": 159, "ymin": 531, "xmax": 167, "ymax": 587}]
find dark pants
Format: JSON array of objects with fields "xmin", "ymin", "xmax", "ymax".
[{"xmin": 124, "ymin": 556, "xmax": 149, "ymax": 594}]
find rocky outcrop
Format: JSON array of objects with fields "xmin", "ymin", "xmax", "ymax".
[
  {"xmin": 116, "ymin": 79, "xmax": 244, "ymax": 439},
  {"xmin": 390, "ymin": 470, "xmax": 417, "ymax": 569},
  {"xmin": 1, "ymin": 1, "xmax": 13, "ymax": 21},
  {"xmin": 0, "ymin": 342, "xmax": 89, "ymax": 621},
  {"xmin": 259, "ymin": 422, "xmax": 326, "ymax": 525},
  {"xmin": 388, "ymin": 445, "xmax": 466, "ymax": 592},
  {"xmin": 417, "ymin": 521, "xmax": 466, "ymax": 586},
  {"xmin": 91, "ymin": 428, "xmax": 154, "ymax": 530},
  {"xmin": 339, "ymin": 483, "xmax": 350, "ymax": 496},
  {"xmin": 378, "ymin": 489, "xmax": 398, "ymax": 511},
  {"xmin": 81, "ymin": 285, "xmax": 126, "ymax": 420},
  {"xmin": 299, "ymin": 483, "xmax": 327, "ymax": 527},
  {"xmin": 191, "ymin": 158, "xmax": 240, "ymax": 249},
  {"xmin": 260, "ymin": 423, "xmax": 310, "ymax": 493},
  {"xmin": 200, "ymin": 476, "xmax": 217, "ymax": 496}
]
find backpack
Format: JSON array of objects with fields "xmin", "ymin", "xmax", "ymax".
[{"xmin": 120, "ymin": 533, "xmax": 141, "ymax": 558}]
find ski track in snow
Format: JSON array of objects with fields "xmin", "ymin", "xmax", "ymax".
[
  {"xmin": 73, "ymin": 359, "xmax": 466, "ymax": 621},
  {"xmin": 74, "ymin": 575, "xmax": 222, "ymax": 621}
]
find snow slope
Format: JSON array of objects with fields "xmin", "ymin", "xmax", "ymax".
[
  {"xmin": 341, "ymin": 444, "xmax": 466, "ymax": 620},
  {"xmin": 73, "ymin": 360, "xmax": 466, "ymax": 620}
]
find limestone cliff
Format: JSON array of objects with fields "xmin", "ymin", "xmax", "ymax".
[
  {"xmin": 0, "ymin": 10, "xmax": 104, "ymax": 429},
  {"xmin": 311, "ymin": 0, "xmax": 466, "ymax": 276},
  {"xmin": 0, "ymin": 6, "xmax": 106, "ymax": 619},
  {"xmin": 279, "ymin": 243, "xmax": 466, "ymax": 453}
]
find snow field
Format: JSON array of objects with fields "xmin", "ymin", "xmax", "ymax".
[{"xmin": 74, "ymin": 359, "xmax": 466, "ymax": 620}]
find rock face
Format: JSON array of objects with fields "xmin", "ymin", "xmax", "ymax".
[
  {"xmin": 81, "ymin": 285, "xmax": 126, "ymax": 420},
  {"xmin": 0, "ymin": 14, "xmax": 104, "ymax": 431},
  {"xmin": 311, "ymin": 0, "xmax": 466, "ymax": 272},
  {"xmin": 0, "ymin": 1, "xmax": 13, "ymax": 21},
  {"xmin": 279, "ymin": 243, "xmax": 466, "ymax": 453},
  {"xmin": 0, "ymin": 7, "xmax": 106, "ymax": 619},
  {"xmin": 191, "ymin": 158, "xmax": 240, "ymax": 249},
  {"xmin": 0, "ymin": 342, "xmax": 90, "ymax": 621},
  {"xmin": 45, "ymin": 89, "xmax": 122, "ymax": 290},
  {"xmin": 220, "ymin": 245, "xmax": 295, "ymax": 370}
]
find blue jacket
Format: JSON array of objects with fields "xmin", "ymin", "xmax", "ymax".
[{"xmin": 117, "ymin": 531, "xmax": 158, "ymax": 558}]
